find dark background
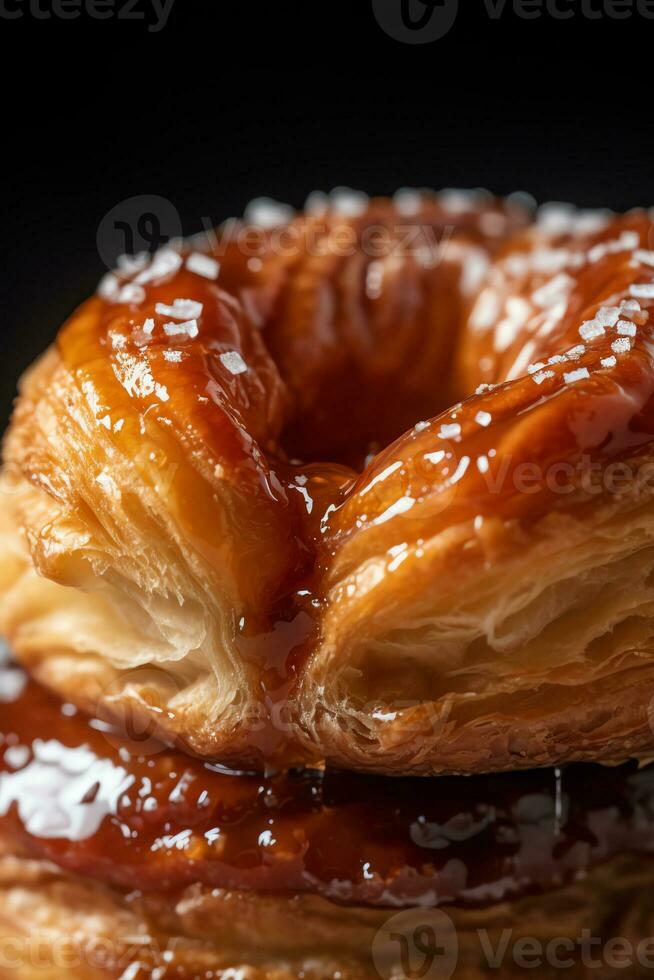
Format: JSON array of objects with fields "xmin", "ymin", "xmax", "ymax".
[{"xmin": 1, "ymin": 0, "xmax": 652, "ymax": 428}]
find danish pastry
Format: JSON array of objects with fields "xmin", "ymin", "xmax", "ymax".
[
  {"xmin": 2, "ymin": 665, "xmax": 654, "ymax": 979},
  {"xmin": 3, "ymin": 191, "xmax": 654, "ymax": 775}
]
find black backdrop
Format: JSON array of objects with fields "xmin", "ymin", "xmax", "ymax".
[{"xmin": 1, "ymin": 0, "xmax": 653, "ymax": 428}]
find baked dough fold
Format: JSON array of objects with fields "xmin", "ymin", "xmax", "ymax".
[{"xmin": 3, "ymin": 194, "xmax": 654, "ymax": 773}]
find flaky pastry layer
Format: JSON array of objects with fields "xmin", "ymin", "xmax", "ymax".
[
  {"xmin": 2, "ymin": 837, "xmax": 654, "ymax": 980},
  {"xmin": 4, "ymin": 194, "xmax": 654, "ymax": 773}
]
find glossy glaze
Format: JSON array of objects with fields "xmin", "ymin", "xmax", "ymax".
[
  {"xmin": 58, "ymin": 205, "xmax": 654, "ymax": 593},
  {"xmin": 7, "ymin": 195, "xmax": 654, "ymax": 771},
  {"xmin": 2, "ymin": 672, "xmax": 654, "ymax": 908}
]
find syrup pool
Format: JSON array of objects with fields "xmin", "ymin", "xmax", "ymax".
[{"xmin": 2, "ymin": 663, "xmax": 654, "ymax": 909}]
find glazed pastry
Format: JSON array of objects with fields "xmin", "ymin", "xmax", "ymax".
[
  {"xmin": 3, "ymin": 191, "xmax": 654, "ymax": 775},
  {"xmin": 2, "ymin": 666, "xmax": 654, "ymax": 979}
]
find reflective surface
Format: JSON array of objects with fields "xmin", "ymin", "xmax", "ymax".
[
  {"xmin": 2, "ymin": 670, "xmax": 654, "ymax": 909},
  {"xmin": 57, "ymin": 206, "xmax": 654, "ymax": 633},
  {"xmin": 6, "ymin": 199, "xmax": 654, "ymax": 774}
]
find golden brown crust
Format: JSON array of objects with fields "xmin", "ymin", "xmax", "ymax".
[
  {"xmin": 2, "ymin": 836, "xmax": 654, "ymax": 979},
  {"xmin": 4, "ymin": 194, "xmax": 654, "ymax": 775}
]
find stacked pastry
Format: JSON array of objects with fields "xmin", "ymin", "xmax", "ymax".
[{"xmin": 2, "ymin": 189, "xmax": 654, "ymax": 978}]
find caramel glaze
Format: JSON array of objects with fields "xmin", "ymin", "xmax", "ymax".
[
  {"xmin": 328, "ymin": 212, "xmax": 654, "ymax": 574},
  {"xmin": 20, "ymin": 198, "xmax": 654, "ymax": 767},
  {"xmin": 2, "ymin": 671, "xmax": 654, "ymax": 909},
  {"xmin": 49, "ymin": 197, "xmax": 529, "ymax": 762}
]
